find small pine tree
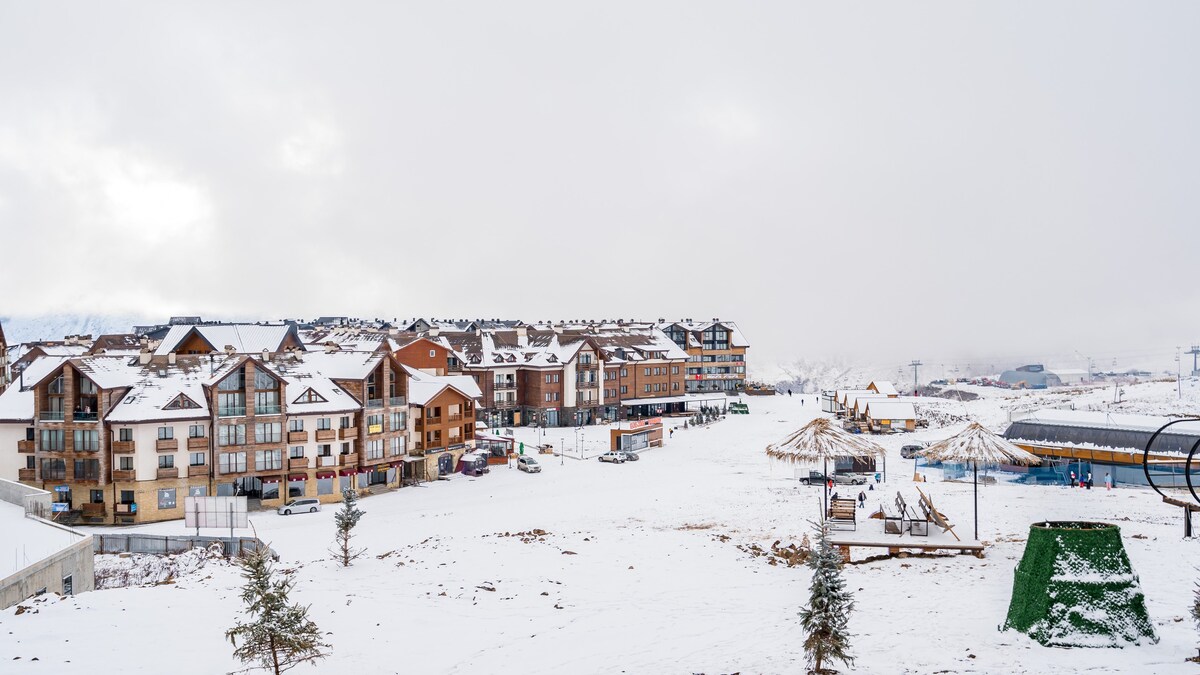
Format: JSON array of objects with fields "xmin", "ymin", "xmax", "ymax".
[
  {"xmin": 226, "ymin": 546, "xmax": 329, "ymax": 674},
  {"xmin": 1193, "ymin": 579, "xmax": 1200, "ymax": 639},
  {"xmin": 798, "ymin": 520, "xmax": 855, "ymax": 674},
  {"xmin": 331, "ymin": 489, "xmax": 365, "ymax": 567}
]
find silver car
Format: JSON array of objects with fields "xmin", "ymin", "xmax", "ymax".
[
  {"xmin": 278, "ymin": 498, "xmax": 321, "ymax": 515},
  {"xmin": 517, "ymin": 456, "xmax": 541, "ymax": 473},
  {"xmin": 598, "ymin": 451, "xmax": 626, "ymax": 463}
]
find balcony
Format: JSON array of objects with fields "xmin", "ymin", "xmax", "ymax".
[
  {"xmin": 157, "ymin": 466, "xmax": 179, "ymax": 479},
  {"xmin": 188, "ymin": 464, "xmax": 208, "ymax": 478},
  {"xmin": 40, "ymin": 411, "xmax": 65, "ymax": 421},
  {"xmin": 112, "ymin": 439, "xmax": 135, "ymax": 454},
  {"xmin": 73, "ymin": 411, "xmax": 99, "ymax": 422},
  {"xmin": 315, "ymin": 429, "xmax": 337, "ymax": 441},
  {"xmin": 81, "ymin": 502, "xmax": 106, "ymax": 518},
  {"xmin": 339, "ymin": 454, "xmax": 359, "ymax": 469},
  {"xmin": 576, "ymin": 381, "xmax": 599, "ymax": 389},
  {"xmin": 318, "ymin": 454, "xmax": 338, "ymax": 467},
  {"xmin": 156, "ymin": 438, "xmax": 178, "ymax": 452},
  {"xmin": 187, "ymin": 436, "xmax": 208, "ymax": 450},
  {"xmin": 115, "ymin": 503, "xmax": 137, "ymax": 515},
  {"xmin": 17, "ymin": 440, "xmax": 34, "ymax": 453},
  {"xmin": 424, "ymin": 416, "xmax": 442, "ymax": 426},
  {"xmin": 389, "ymin": 396, "xmax": 406, "ymax": 407},
  {"xmin": 366, "ymin": 399, "xmax": 384, "ymax": 409},
  {"xmin": 413, "ymin": 441, "xmax": 424, "ymax": 452},
  {"xmin": 289, "ymin": 456, "xmax": 309, "ymax": 470},
  {"xmin": 218, "ymin": 406, "xmax": 246, "ymax": 417},
  {"xmin": 493, "ymin": 398, "xmax": 517, "ymax": 409},
  {"xmin": 112, "ymin": 469, "xmax": 136, "ymax": 481},
  {"xmin": 255, "ymin": 405, "xmax": 282, "ymax": 416},
  {"xmin": 287, "ymin": 431, "xmax": 309, "ymax": 443},
  {"xmin": 18, "ymin": 468, "xmax": 36, "ymax": 482},
  {"xmin": 339, "ymin": 427, "xmax": 358, "ymax": 440},
  {"xmin": 493, "ymin": 381, "xmax": 516, "ymax": 390}
]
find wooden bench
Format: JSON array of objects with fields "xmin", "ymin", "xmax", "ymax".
[
  {"xmin": 895, "ymin": 492, "xmax": 929, "ymax": 537},
  {"xmin": 916, "ymin": 486, "xmax": 960, "ymax": 542},
  {"xmin": 827, "ymin": 498, "xmax": 857, "ymax": 531}
]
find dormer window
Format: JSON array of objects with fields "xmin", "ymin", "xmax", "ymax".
[{"xmin": 163, "ymin": 394, "xmax": 201, "ymax": 410}]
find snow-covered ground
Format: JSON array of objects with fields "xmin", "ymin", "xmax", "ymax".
[
  {"xmin": 3, "ymin": 386, "xmax": 1200, "ymax": 673},
  {"xmin": 0, "ymin": 501, "xmax": 86, "ymax": 578}
]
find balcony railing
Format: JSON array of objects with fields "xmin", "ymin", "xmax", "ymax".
[
  {"xmin": 339, "ymin": 454, "xmax": 359, "ymax": 468},
  {"xmin": 115, "ymin": 503, "xmax": 137, "ymax": 515},
  {"xmin": 18, "ymin": 468, "xmax": 36, "ymax": 482},
  {"xmin": 448, "ymin": 413, "xmax": 463, "ymax": 423},
  {"xmin": 315, "ymin": 429, "xmax": 337, "ymax": 441},
  {"xmin": 424, "ymin": 416, "xmax": 442, "ymax": 426},
  {"xmin": 156, "ymin": 438, "xmax": 178, "ymax": 452},
  {"xmin": 187, "ymin": 437, "xmax": 208, "ymax": 450},
  {"xmin": 256, "ymin": 405, "xmax": 282, "ymax": 415},
  {"xmin": 339, "ymin": 427, "xmax": 358, "ymax": 440},
  {"xmin": 493, "ymin": 381, "xmax": 517, "ymax": 390},
  {"xmin": 112, "ymin": 469, "xmax": 136, "ymax": 481},
  {"xmin": 187, "ymin": 464, "xmax": 208, "ymax": 478},
  {"xmin": 218, "ymin": 406, "xmax": 246, "ymax": 417},
  {"xmin": 389, "ymin": 396, "xmax": 406, "ymax": 406},
  {"xmin": 157, "ymin": 466, "xmax": 179, "ymax": 479},
  {"xmin": 81, "ymin": 503, "xmax": 106, "ymax": 518},
  {"xmin": 366, "ymin": 399, "xmax": 384, "ymax": 408},
  {"xmin": 493, "ymin": 398, "xmax": 517, "ymax": 408},
  {"xmin": 576, "ymin": 381, "xmax": 599, "ymax": 388},
  {"xmin": 287, "ymin": 431, "xmax": 309, "ymax": 443},
  {"xmin": 40, "ymin": 411, "xmax": 65, "ymax": 421},
  {"xmin": 288, "ymin": 456, "xmax": 309, "ymax": 469},
  {"xmin": 413, "ymin": 441, "xmax": 424, "ymax": 451},
  {"xmin": 17, "ymin": 440, "xmax": 34, "ymax": 453},
  {"xmin": 73, "ymin": 411, "xmax": 99, "ymax": 422},
  {"xmin": 318, "ymin": 455, "xmax": 338, "ymax": 467},
  {"xmin": 112, "ymin": 440, "xmax": 135, "ymax": 454}
]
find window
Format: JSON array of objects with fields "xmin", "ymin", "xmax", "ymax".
[
  {"xmin": 118, "ymin": 428, "xmax": 133, "ymax": 442},
  {"xmin": 189, "ymin": 452, "xmax": 206, "ymax": 466},
  {"xmin": 158, "ymin": 488, "xmax": 177, "ymax": 510},
  {"xmin": 340, "ymin": 442, "xmax": 350, "ymax": 455},
  {"xmin": 158, "ymin": 455, "xmax": 174, "ymax": 469},
  {"xmin": 255, "ymin": 390, "xmax": 280, "ymax": 414},
  {"xmin": 672, "ymin": 382, "xmax": 679, "ymax": 391},
  {"xmin": 390, "ymin": 437, "xmax": 403, "ymax": 456},
  {"xmin": 73, "ymin": 459, "xmax": 99, "ymax": 480},
  {"xmin": 339, "ymin": 416, "xmax": 351, "ymax": 429},
  {"xmin": 620, "ymin": 386, "xmax": 628, "ymax": 394},
  {"xmin": 219, "ymin": 452, "xmax": 247, "ymax": 474},
  {"xmin": 218, "ymin": 424, "xmax": 246, "ymax": 446},
  {"xmin": 367, "ymin": 414, "xmax": 383, "ymax": 428},
  {"xmin": 188, "ymin": 486, "xmax": 207, "ymax": 497},
  {"xmin": 63, "ymin": 575, "xmax": 73, "ymax": 597},
  {"xmin": 158, "ymin": 427, "xmax": 174, "ymax": 440},
  {"xmin": 289, "ymin": 446, "xmax": 304, "ymax": 459},
  {"xmin": 545, "ymin": 374, "xmax": 551, "ymax": 384},
  {"xmin": 317, "ymin": 475, "xmax": 334, "ymax": 495},
  {"xmin": 40, "ymin": 429, "xmax": 64, "ymax": 451},
  {"xmin": 390, "ymin": 411, "xmax": 406, "ymax": 430},
  {"xmin": 644, "ymin": 385, "xmax": 651, "ymax": 393},
  {"xmin": 545, "ymin": 393, "xmax": 552, "ymax": 402},
  {"xmin": 671, "ymin": 366, "xmax": 680, "ymax": 375},
  {"xmin": 73, "ymin": 430, "xmax": 99, "ymax": 451},
  {"xmin": 163, "ymin": 394, "xmax": 200, "ymax": 410},
  {"xmin": 620, "ymin": 368, "xmax": 628, "ymax": 377},
  {"xmin": 255, "ymin": 422, "xmax": 282, "ymax": 444},
  {"xmin": 218, "ymin": 366, "xmax": 245, "ymax": 391},
  {"xmin": 120, "ymin": 490, "xmax": 135, "ymax": 504},
  {"xmin": 189, "ymin": 425, "xmax": 206, "ymax": 438},
  {"xmin": 119, "ymin": 456, "xmax": 134, "ymax": 471},
  {"xmin": 255, "ymin": 449, "xmax": 282, "ymax": 471},
  {"xmin": 288, "ymin": 419, "xmax": 304, "ymax": 432},
  {"xmin": 318, "ymin": 444, "xmax": 332, "ymax": 456},
  {"xmin": 317, "ymin": 417, "xmax": 331, "ymax": 430},
  {"xmin": 553, "ymin": 374, "xmax": 560, "ymax": 383},
  {"xmin": 429, "ymin": 349, "xmax": 436, "ymax": 358},
  {"xmin": 366, "ymin": 439, "xmax": 384, "ymax": 460},
  {"xmin": 41, "ymin": 458, "xmax": 66, "ymax": 480},
  {"xmin": 644, "ymin": 368, "xmax": 650, "ymax": 376},
  {"xmin": 218, "ymin": 391, "xmax": 246, "ymax": 416},
  {"xmin": 254, "ymin": 370, "xmax": 277, "ymax": 390},
  {"xmin": 262, "ymin": 480, "xmax": 279, "ymax": 500}
]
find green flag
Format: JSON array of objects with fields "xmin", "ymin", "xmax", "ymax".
[{"xmin": 519, "ymin": 442, "xmax": 524, "ymax": 455}]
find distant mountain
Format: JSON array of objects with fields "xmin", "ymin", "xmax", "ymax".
[{"xmin": 0, "ymin": 314, "xmax": 150, "ymax": 344}]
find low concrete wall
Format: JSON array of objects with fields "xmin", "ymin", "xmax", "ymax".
[{"xmin": 0, "ymin": 478, "xmax": 95, "ymax": 610}]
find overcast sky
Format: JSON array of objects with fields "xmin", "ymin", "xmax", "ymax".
[{"xmin": 2, "ymin": 2, "xmax": 1198, "ymax": 369}]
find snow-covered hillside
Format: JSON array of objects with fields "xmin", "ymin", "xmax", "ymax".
[{"xmin": 0, "ymin": 314, "xmax": 149, "ymax": 344}]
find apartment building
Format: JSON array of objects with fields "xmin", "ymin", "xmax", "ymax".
[
  {"xmin": 660, "ymin": 320, "xmax": 750, "ymax": 394},
  {"xmin": 405, "ymin": 366, "xmax": 481, "ymax": 479}
]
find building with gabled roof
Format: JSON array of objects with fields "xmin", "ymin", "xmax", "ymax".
[{"xmin": 153, "ymin": 323, "xmax": 305, "ymax": 357}]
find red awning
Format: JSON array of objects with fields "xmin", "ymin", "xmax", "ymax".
[
  {"xmin": 389, "ymin": 461, "xmax": 403, "ymax": 468},
  {"xmin": 338, "ymin": 469, "xmax": 355, "ymax": 476},
  {"xmin": 260, "ymin": 477, "xmax": 280, "ymax": 484},
  {"xmin": 357, "ymin": 468, "xmax": 371, "ymax": 474},
  {"xmin": 288, "ymin": 474, "xmax": 307, "ymax": 481},
  {"xmin": 316, "ymin": 471, "xmax": 336, "ymax": 479}
]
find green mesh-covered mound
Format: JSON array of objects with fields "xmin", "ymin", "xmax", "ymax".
[{"xmin": 1003, "ymin": 521, "xmax": 1157, "ymax": 648}]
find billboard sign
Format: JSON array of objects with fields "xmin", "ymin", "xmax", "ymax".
[{"xmin": 184, "ymin": 496, "xmax": 249, "ymax": 529}]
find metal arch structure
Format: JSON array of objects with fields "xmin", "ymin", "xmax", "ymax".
[
  {"xmin": 1140, "ymin": 417, "xmax": 1200, "ymax": 501},
  {"xmin": 1186, "ymin": 437, "xmax": 1200, "ymax": 507}
]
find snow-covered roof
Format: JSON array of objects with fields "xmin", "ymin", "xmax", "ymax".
[
  {"xmin": 862, "ymin": 399, "xmax": 917, "ymax": 421},
  {"xmin": 867, "ymin": 381, "xmax": 899, "ymax": 396},
  {"xmin": 154, "ymin": 324, "xmax": 299, "ymax": 356},
  {"xmin": 405, "ymin": 366, "xmax": 482, "ymax": 405},
  {"xmin": 265, "ymin": 353, "xmax": 378, "ymax": 414}
]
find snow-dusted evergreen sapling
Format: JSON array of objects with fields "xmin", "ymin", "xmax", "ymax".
[
  {"xmin": 1193, "ymin": 579, "xmax": 1200, "ymax": 643},
  {"xmin": 331, "ymin": 488, "xmax": 365, "ymax": 567},
  {"xmin": 798, "ymin": 520, "xmax": 854, "ymax": 674},
  {"xmin": 226, "ymin": 546, "xmax": 329, "ymax": 674}
]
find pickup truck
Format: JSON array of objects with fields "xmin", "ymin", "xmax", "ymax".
[{"xmin": 798, "ymin": 470, "xmax": 866, "ymax": 486}]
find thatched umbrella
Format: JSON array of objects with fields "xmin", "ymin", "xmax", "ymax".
[
  {"xmin": 766, "ymin": 418, "xmax": 887, "ymax": 517},
  {"xmin": 920, "ymin": 422, "xmax": 1041, "ymax": 540}
]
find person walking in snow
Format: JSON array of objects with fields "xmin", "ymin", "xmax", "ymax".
[
  {"xmin": 1069, "ymin": 470, "xmax": 1076, "ymax": 487},
  {"xmin": 669, "ymin": 428, "xmax": 674, "ymax": 439},
  {"xmin": 787, "ymin": 389, "xmax": 792, "ymax": 396},
  {"xmin": 1086, "ymin": 471, "xmax": 1093, "ymax": 490},
  {"xmin": 1105, "ymin": 472, "xmax": 1112, "ymax": 490},
  {"xmin": 857, "ymin": 491, "xmax": 866, "ymax": 509}
]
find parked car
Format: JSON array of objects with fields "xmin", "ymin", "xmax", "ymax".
[
  {"xmin": 517, "ymin": 456, "xmax": 541, "ymax": 473},
  {"xmin": 798, "ymin": 470, "xmax": 866, "ymax": 486},
  {"xmin": 278, "ymin": 498, "xmax": 321, "ymax": 516},
  {"xmin": 598, "ymin": 451, "xmax": 627, "ymax": 464},
  {"xmin": 618, "ymin": 450, "xmax": 641, "ymax": 462},
  {"xmin": 900, "ymin": 443, "xmax": 927, "ymax": 459}
]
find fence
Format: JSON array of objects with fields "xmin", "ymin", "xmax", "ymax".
[{"xmin": 93, "ymin": 534, "xmax": 274, "ymax": 559}]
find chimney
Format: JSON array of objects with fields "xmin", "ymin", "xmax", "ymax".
[
  {"xmin": 262, "ymin": 348, "xmax": 270, "ymax": 362},
  {"xmin": 516, "ymin": 326, "xmax": 527, "ymax": 339},
  {"xmin": 324, "ymin": 342, "xmax": 337, "ymax": 353},
  {"xmin": 168, "ymin": 352, "xmax": 177, "ymax": 365},
  {"xmin": 428, "ymin": 328, "xmax": 440, "ymax": 337},
  {"xmin": 224, "ymin": 345, "xmax": 236, "ymax": 354},
  {"xmin": 139, "ymin": 350, "xmax": 152, "ymax": 365}
]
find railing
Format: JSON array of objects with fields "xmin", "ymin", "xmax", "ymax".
[
  {"xmin": 112, "ymin": 469, "xmax": 136, "ymax": 481},
  {"xmin": 448, "ymin": 413, "xmax": 463, "ymax": 423},
  {"xmin": 17, "ymin": 440, "xmax": 34, "ymax": 453},
  {"xmin": 187, "ymin": 437, "xmax": 208, "ymax": 450},
  {"xmin": 73, "ymin": 411, "xmax": 98, "ymax": 421},
  {"xmin": 187, "ymin": 464, "xmax": 208, "ymax": 478},
  {"xmin": 318, "ymin": 455, "xmax": 338, "ymax": 467},
  {"xmin": 81, "ymin": 502, "xmax": 106, "ymax": 518},
  {"xmin": 218, "ymin": 406, "xmax": 246, "ymax": 417},
  {"xmin": 18, "ymin": 468, "xmax": 36, "ymax": 481},
  {"xmin": 367, "ymin": 399, "xmax": 384, "ymax": 408},
  {"xmin": 339, "ymin": 454, "xmax": 359, "ymax": 468},
  {"xmin": 113, "ymin": 440, "xmax": 135, "ymax": 453},
  {"xmin": 94, "ymin": 534, "xmax": 274, "ymax": 558},
  {"xmin": 493, "ymin": 381, "xmax": 517, "ymax": 390},
  {"xmin": 425, "ymin": 416, "xmax": 442, "ymax": 425},
  {"xmin": 157, "ymin": 466, "xmax": 179, "ymax": 479},
  {"xmin": 389, "ymin": 396, "xmax": 407, "ymax": 406},
  {"xmin": 576, "ymin": 381, "xmax": 599, "ymax": 388},
  {"xmin": 339, "ymin": 427, "xmax": 359, "ymax": 440},
  {"xmin": 287, "ymin": 431, "xmax": 309, "ymax": 443},
  {"xmin": 40, "ymin": 411, "xmax": 65, "ymax": 421},
  {"xmin": 315, "ymin": 429, "xmax": 337, "ymax": 441},
  {"xmin": 156, "ymin": 438, "xmax": 178, "ymax": 452},
  {"xmin": 493, "ymin": 398, "xmax": 517, "ymax": 408},
  {"xmin": 288, "ymin": 456, "xmax": 309, "ymax": 469},
  {"xmin": 256, "ymin": 404, "xmax": 282, "ymax": 415},
  {"xmin": 413, "ymin": 441, "xmax": 424, "ymax": 451},
  {"xmin": 115, "ymin": 503, "xmax": 137, "ymax": 515}
]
